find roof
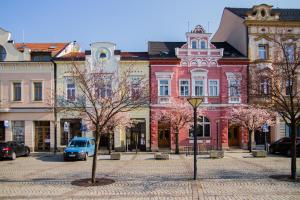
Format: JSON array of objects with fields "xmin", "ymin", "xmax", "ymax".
[
  {"xmin": 212, "ymin": 42, "xmax": 245, "ymax": 58},
  {"xmin": 121, "ymin": 52, "xmax": 148, "ymax": 60},
  {"xmin": 55, "ymin": 52, "xmax": 86, "ymax": 61},
  {"xmin": 148, "ymin": 42, "xmax": 185, "ymax": 59},
  {"xmin": 15, "ymin": 43, "xmax": 69, "ymax": 57},
  {"xmin": 226, "ymin": 7, "xmax": 300, "ymax": 21}
]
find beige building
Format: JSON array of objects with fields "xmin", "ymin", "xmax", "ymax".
[
  {"xmin": 213, "ymin": 4, "xmax": 300, "ymax": 145},
  {"xmin": 0, "ymin": 27, "xmax": 77, "ymax": 151}
]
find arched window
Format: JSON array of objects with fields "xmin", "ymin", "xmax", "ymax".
[
  {"xmin": 191, "ymin": 41, "xmax": 197, "ymax": 49},
  {"xmin": 189, "ymin": 116, "xmax": 210, "ymax": 138},
  {"xmin": 0, "ymin": 45, "xmax": 7, "ymax": 61}
]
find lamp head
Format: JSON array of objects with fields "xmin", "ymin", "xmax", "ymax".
[{"xmin": 187, "ymin": 97, "xmax": 203, "ymax": 108}]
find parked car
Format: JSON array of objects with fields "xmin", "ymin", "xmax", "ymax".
[
  {"xmin": 269, "ymin": 137, "xmax": 300, "ymax": 156},
  {"xmin": 63, "ymin": 137, "xmax": 95, "ymax": 161},
  {"xmin": 0, "ymin": 141, "xmax": 30, "ymax": 160}
]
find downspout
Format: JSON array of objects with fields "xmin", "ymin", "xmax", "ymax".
[{"xmin": 51, "ymin": 59, "xmax": 58, "ymax": 153}]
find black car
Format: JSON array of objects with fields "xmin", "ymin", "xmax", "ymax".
[
  {"xmin": 269, "ymin": 137, "xmax": 300, "ymax": 156},
  {"xmin": 0, "ymin": 141, "xmax": 30, "ymax": 160}
]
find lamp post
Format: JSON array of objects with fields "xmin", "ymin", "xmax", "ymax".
[{"xmin": 187, "ymin": 97, "xmax": 203, "ymax": 180}]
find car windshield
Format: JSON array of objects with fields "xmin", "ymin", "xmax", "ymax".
[{"xmin": 69, "ymin": 140, "xmax": 87, "ymax": 147}]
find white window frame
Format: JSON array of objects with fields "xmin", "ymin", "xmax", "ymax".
[
  {"xmin": 190, "ymin": 69, "xmax": 208, "ymax": 102},
  {"xmin": 258, "ymin": 44, "xmax": 268, "ymax": 60},
  {"xmin": 208, "ymin": 79, "xmax": 219, "ymax": 96},
  {"xmin": 179, "ymin": 79, "xmax": 190, "ymax": 96},
  {"xmin": 194, "ymin": 79, "xmax": 204, "ymax": 96},
  {"xmin": 226, "ymin": 72, "xmax": 241, "ymax": 103},
  {"xmin": 200, "ymin": 40, "xmax": 206, "ymax": 49},
  {"xmin": 158, "ymin": 79, "xmax": 170, "ymax": 97},
  {"xmin": 65, "ymin": 77, "xmax": 76, "ymax": 101},
  {"xmin": 11, "ymin": 80, "xmax": 23, "ymax": 102},
  {"xmin": 31, "ymin": 80, "xmax": 44, "ymax": 102}
]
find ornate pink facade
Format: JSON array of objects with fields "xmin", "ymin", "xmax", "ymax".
[{"xmin": 149, "ymin": 25, "xmax": 249, "ymax": 151}]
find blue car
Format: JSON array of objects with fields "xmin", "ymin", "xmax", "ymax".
[{"xmin": 63, "ymin": 137, "xmax": 95, "ymax": 161}]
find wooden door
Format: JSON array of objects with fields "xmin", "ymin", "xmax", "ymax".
[
  {"xmin": 35, "ymin": 126, "xmax": 50, "ymax": 151},
  {"xmin": 158, "ymin": 122, "xmax": 170, "ymax": 148},
  {"xmin": 228, "ymin": 126, "xmax": 239, "ymax": 147}
]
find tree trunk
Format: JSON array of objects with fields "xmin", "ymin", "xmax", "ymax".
[
  {"xmin": 290, "ymin": 121, "xmax": 297, "ymax": 180},
  {"xmin": 175, "ymin": 128, "xmax": 179, "ymax": 154},
  {"xmin": 108, "ymin": 132, "xmax": 111, "ymax": 155},
  {"xmin": 248, "ymin": 129, "xmax": 253, "ymax": 153},
  {"xmin": 91, "ymin": 128, "xmax": 100, "ymax": 183}
]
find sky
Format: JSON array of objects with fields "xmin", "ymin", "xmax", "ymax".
[{"xmin": 0, "ymin": 0, "xmax": 299, "ymax": 52}]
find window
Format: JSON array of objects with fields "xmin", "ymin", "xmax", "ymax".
[
  {"xmin": 194, "ymin": 80, "xmax": 204, "ymax": 96},
  {"xmin": 200, "ymin": 41, "xmax": 206, "ymax": 49},
  {"xmin": 260, "ymin": 79, "xmax": 270, "ymax": 95},
  {"xmin": 209, "ymin": 80, "xmax": 219, "ymax": 96},
  {"xmin": 285, "ymin": 44, "xmax": 295, "ymax": 62},
  {"xmin": 33, "ymin": 82, "xmax": 43, "ymax": 101},
  {"xmin": 286, "ymin": 80, "xmax": 293, "ymax": 96},
  {"xmin": 189, "ymin": 116, "xmax": 210, "ymax": 138},
  {"xmin": 12, "ymin": 121, "xmax": 25, "ymax": 143},
  {"xmin": 0, "ymin": 45, "xmax": 6, "ymax": 61},
  {"xmin": 179, "ymin": 80, "xmax": 189, "ymax": 96},
  {"xmin": 191, "ymin": 41, "xmax": 197, "ymax": 49},
  {"xmin": 285, "ymin": 123, "xmax": 300, "ymax": 137},
  {"xmin": 229, "ymin": 79, "xmax": 240, "ymax": 97},
  {"xmin": 67, "ymin": 83, "xmax": 76, "ymax": 101},
  {"xmin": 100, "ymin": 82, "xmax": 112, "ymax": 98},
  {"xmin": 159, "ymin": 79, "xmax": 170, "ymax": 96},
  {"xmin": 131, "ymin": 76, "xmax": 141, "ymax": 99},
  {"xmin": 258, "ymin": 44, "xmax": 268, "ymax": 60},
  {"xmin": 13, "ymin": 82, "xmax": 22, "ymax": 101}
]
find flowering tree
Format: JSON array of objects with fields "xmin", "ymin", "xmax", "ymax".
[
  {"xmin": 230, "ymin": 105, "xmax": 275, "ymax": 152},
  {"xmin": 249, "ymin": 33, "xmax": 300, "ymax": 179},
  {"xmin": 57, "ymin": 63, "xmax": 149, "ymax": 184},
  {"xmin": 156, "ymin": 99, "xmax": 205, "ymax": 154}
]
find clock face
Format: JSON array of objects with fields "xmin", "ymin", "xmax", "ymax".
[{"xmin": 96, "ymin": 47, "xmax": 111, "ymax": 63}]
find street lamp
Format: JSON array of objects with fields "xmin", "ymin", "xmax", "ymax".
[{"xmin": 187, "ymin": 97, "xmax": 203, "ymax": 180}]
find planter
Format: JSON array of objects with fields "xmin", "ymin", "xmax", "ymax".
[
  {"xmin": 252, "ymin": 150, "xmax": 267, "ymax": 157},
  {"xmin": 154, "ymin": 153, "xmax": 169, "ymax": 160},
  {"xmin": 210, "ymin": 150, "xmax": 224, "ymax": 158},
  {"xmin": 110, "ymin": 152, "xmax": 121, "ymax": 160}
]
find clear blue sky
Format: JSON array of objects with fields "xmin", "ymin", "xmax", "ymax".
[{"xmin": 0, "ymin": 0, "xmax": 299, "ymax": 52}]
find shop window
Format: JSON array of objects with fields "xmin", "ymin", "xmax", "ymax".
[
  {"xmin": 12, "ymin": 121, "xmax": 25, "ymax": 143},
  {"xmin": 189, "ymin": 116, "xmax": 210, "ymax": 138}
]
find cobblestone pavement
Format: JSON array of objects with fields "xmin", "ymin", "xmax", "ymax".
[{"xmin": 0, "ymin": 151, "xmax": 299, "ymax": 199}]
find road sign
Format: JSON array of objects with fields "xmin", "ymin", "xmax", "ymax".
[
  {"xmin": 80, "ymin": 123, "xmax": 88, "ymax": 132},
  {"xmin": 4, "ymin": 120, "xmax": 9, "ymax": 128}
]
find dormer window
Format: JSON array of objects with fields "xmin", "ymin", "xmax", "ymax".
[
  {"xmin": 191, "ymin": 41, "xmax": 197, "ymax": 49},
  {"xmin": 0, "ymin": 45, "xmax": 6, "ymax": 61},
  {"xmin": 200, "ymin": 41, "xmax": 206, "ymax": 49}
]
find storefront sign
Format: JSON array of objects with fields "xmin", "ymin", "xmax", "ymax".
[
  {"xmin": 64, "ymin": 122, "xmax": 70, "ymax": 132},
  {"xmin": 4, "ymin": 120, "xmax": 9, "ymax": 128}
]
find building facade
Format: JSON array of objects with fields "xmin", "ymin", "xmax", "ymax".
[
  {"xmin": 149, "ymin": 25, "xmax": 249, "ymax": 151},
  {"xmin": 0, "ymin": 27, "xmax": 75, "ymax": 151},
  {"xmin": 212, "ymin": 4, "xmax": 300, "ymax": 146}
]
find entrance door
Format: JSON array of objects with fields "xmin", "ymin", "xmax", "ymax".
[
  {"xmin": 255, "ymin": 129, "xmax": 270, "ymax": 145},
  {"xmin": 35, "ymin": 121, "xmax": 50, "ymax": 151},
  {"xmin": 158, "ymin": 122, "xmax": 170, "ymax": 149},
  {"xmin": 228, "ymin": 126, "xmax": 239, "ymax": 147},
  {"xmin": 0, "ymin": 121, "xmax": 5, "ymax": 141},
  {"xmin": 127, "ymin": 120, "xmax": 146, "ymax": 151}
]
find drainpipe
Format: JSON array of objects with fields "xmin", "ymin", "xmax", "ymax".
[{"xmin": 51, "ymin": 59, "xmax": 58, "ymax": 154}]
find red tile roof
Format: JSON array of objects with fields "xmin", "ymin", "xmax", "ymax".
[
  {"xmin": 55, "ymin": 51, "xmax": 86, "ymax": 61},
  {"xmin": 15, "ymin": 43, "xmax": 69, "ymax": 57}
]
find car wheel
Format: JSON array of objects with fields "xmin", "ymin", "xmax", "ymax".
[
  {"xmin": 25, "ymin": 148, "xmax": 30, "ymax": 157},
  {"xmin": 11, "ymin": 152, "xmax": 16, "ymax": 160}
]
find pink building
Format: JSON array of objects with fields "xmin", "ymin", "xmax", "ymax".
[{"xmin": 149, "ymin": 25, "xmax": 249, "ymax": 151}]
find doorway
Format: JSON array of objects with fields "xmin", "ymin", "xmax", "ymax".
[
  {"xmin": 228, "ymin": 125, "xmax": 239, "ymax": 147},
  {"xmin": 158, "ymin": 121, "xmax": 170, "ymax": 149},
  {"xmin": 126, "ymin": 119, "xmax": 146, "ymax": 152},
  {"xmin": 35, "ymin": 121, "xmax": 50, "ymax": 151}
]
